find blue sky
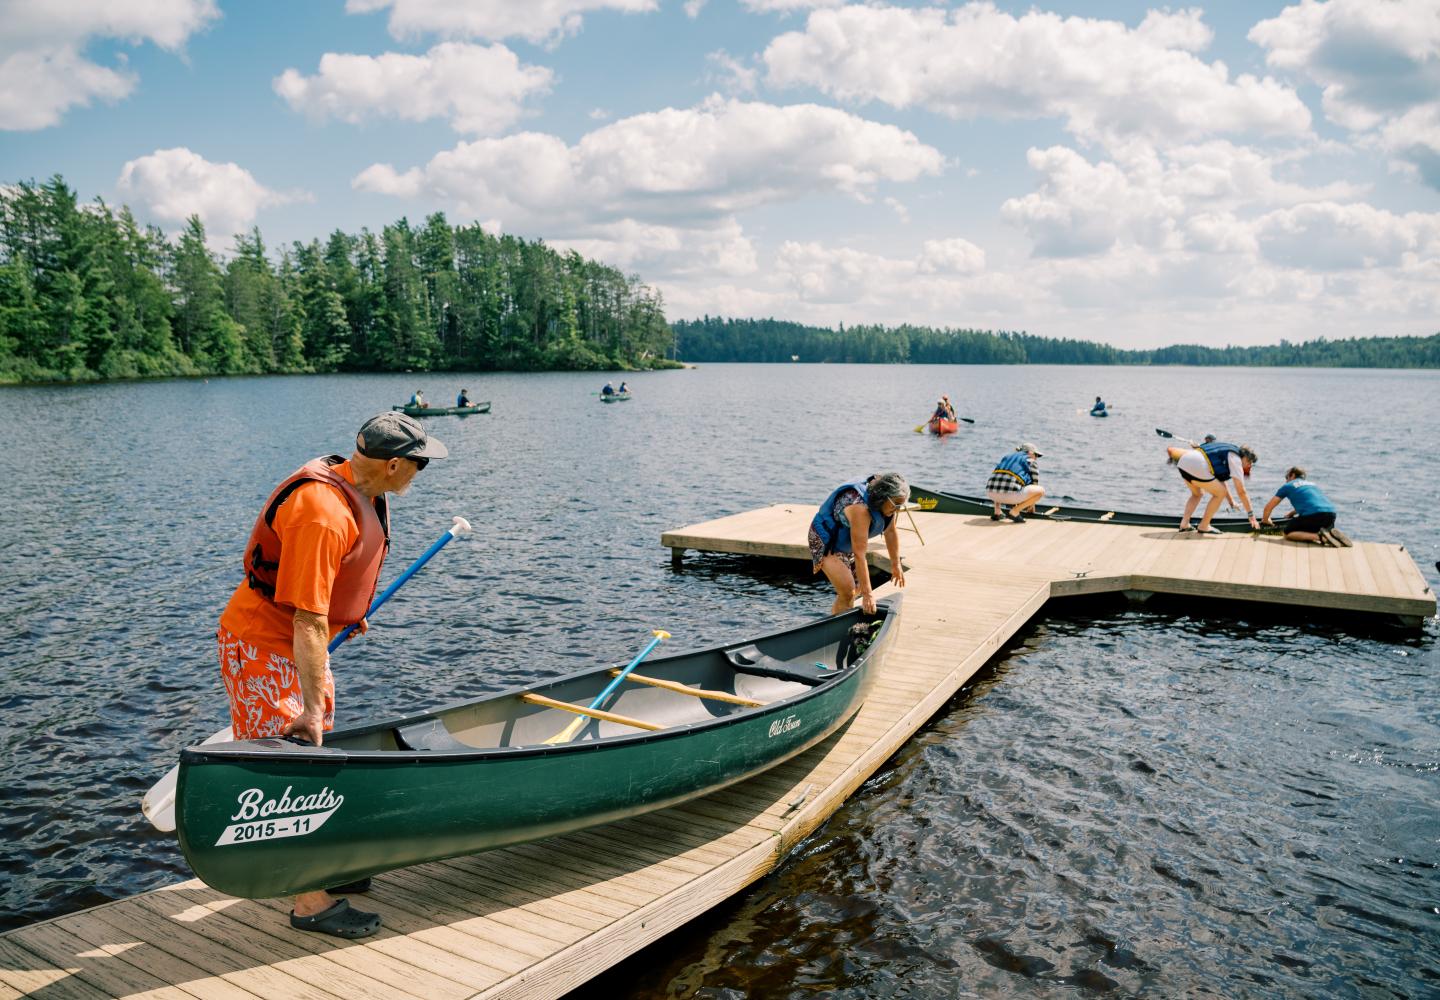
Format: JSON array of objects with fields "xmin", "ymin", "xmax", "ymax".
[{"xmin": 2, "ymin": 0, "xmax": 1438, "ymax": 348}]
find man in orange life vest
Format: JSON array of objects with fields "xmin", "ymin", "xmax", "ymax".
[{"xmin": 216, "ymin": 411, "xmax": 447, "ymax": 938}]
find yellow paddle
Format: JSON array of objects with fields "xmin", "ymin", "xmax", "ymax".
[{"xmin": 544, "ymin": 629, "xmax": 671, "ymax": 744}]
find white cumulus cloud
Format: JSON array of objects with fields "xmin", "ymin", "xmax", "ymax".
[
  {"xmin": 0, "ymin": 0, "xmax": 219, "ymax": 130},
  {"xmin": 346, "ymin": 0, "xmax": 657, "ymax": 45},
  {"xmin": 117, "ymin": 148, "xmax": 301, "ymax": 249},
  {"xmin": 274, "ymin": 42, "xmax": 552, "ymax": 135},
  {"xmin": 1250, "ymin": 0, "xmax": 1440, "ymax": 188},
  {"xmin": 1254, "ymin": 201, "xmax": 1440, "ymax": 270},
  {"xmin": 763, "ymin": 3, "xmax": 1311, "ymax": 148},
  {"xmin": 1001, "ymin": 141, "xmax": 1363, "ymax": 258},
  {"xmin": 353, "ymin": 96, "xmax": 944, "ymax": 228}
]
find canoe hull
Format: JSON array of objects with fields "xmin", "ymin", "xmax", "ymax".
[
  {"xmin": 928, "ymin": 417, "xmax": 958, "ymax": 435},
  {"xmin": 600, "ymin": 392, "xmax": 631, "ymax": 403},
  {"xmin": 909, "ymin": 485, "xmax": 1252, "ymax": 532},
  {"xmin": 175, "ymin": 599, "xmax": 898, "ymax": 898},
  {"xmin": 392, "ymin": 402, "xmax": 491, "ymax": 416}
]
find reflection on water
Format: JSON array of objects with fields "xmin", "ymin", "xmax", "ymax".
[{"xmin": 1, "ymin": 365, "xmax": 1437, "ymax": 998}]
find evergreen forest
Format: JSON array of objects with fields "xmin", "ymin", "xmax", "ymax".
[
  {"xmin": 672, "ymin": 317, "xmax": 1440, "ymax": 369},
  {"xmin": 0, "ymin": 176, "xmax": 676, "ymax": 384}
]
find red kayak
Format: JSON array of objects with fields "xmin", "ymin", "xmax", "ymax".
[{"xmin": 928, "ymin": 416, "xmax": 959, "ymax": 435}]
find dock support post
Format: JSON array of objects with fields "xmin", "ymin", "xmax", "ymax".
[
  {"xmin": 1123, "ymin": 589, "xmax": 1154, "ymax": 604},
  {"xmin": 671, "ymin": 547, "xmax": 685, "ymax": 568}
]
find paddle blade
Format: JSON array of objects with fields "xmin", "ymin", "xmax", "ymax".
[
  {"xmin": 913, "ymin": 423, "xmax": 926, "ymax": 434},
  {"xmin": 544, "ymin": 715, "xmax": 586, "ymax": 745},
  {"xmin": 959, "ymin": 417, "xmax": 975, "ymax": 424},
  {"xmin": 1155, "ymin": 428, "xmax": 1174, "ymax": 438},
  {"xmin": 142, "ymin": 725, "xmax": 234, "ymax": 832}
]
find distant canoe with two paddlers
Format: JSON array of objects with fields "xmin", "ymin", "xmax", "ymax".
[{"xmin": 393, "ymin": 402, "xmax": 491, "ymax": 416}]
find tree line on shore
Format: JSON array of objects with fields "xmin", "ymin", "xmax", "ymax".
[
  {"xmin": 672, "ymin": 317, "xmax": 1440, "ymax": 368},
  {"xmin": 0, "ymin": 176, "xmax": 677, "ymax": 385}
]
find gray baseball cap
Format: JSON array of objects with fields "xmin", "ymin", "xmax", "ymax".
[{"xmin": 356, "ymin": 412, "xmax": 449, "ymax": 461}]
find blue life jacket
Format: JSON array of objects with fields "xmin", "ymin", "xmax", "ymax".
[
  {"xmin": 456, "ymin": 393, "xmax": 467, "ymax": 407},
  {"xmin": 1092, "ymin": 401, "xmax": 1106, "ymax": 413},
  {"xmin": 410, "ymin": 393, "xmax": 422, "ymax": 406},
  {"xmin": 811, "ymin": 480, "xmax": 892, "ymax": 555},
  {"xmin": 992, "ymin": 451, "xmax": 1034, "ymax": 486},
  {"xmin": 1200, "ymin": 441, "xmax": 1243, "ymax": 481},
  {"xmin": 1276, "ymin": 479, "xmax": 1335, "ymax": 516}
]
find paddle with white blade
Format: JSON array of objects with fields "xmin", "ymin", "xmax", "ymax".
[{"xmin": 141, "ymin": 515, "xmax": 473, "ymax": 832}]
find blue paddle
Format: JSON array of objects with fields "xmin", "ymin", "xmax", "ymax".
[
  {"xmin": 545, "ymin": 629, "xmax": 671, "ymax": 744},
  {"xmin": 328, "ymin": 516, "xmax": 472, "ymax": 651},
  {"xmin": 141, "ymin": 516, "xmax": 473, "ymax": 832}
]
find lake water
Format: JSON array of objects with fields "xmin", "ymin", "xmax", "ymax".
[{"xmin": 1, "ymin": 364, "xmax": 1437, "ymax": 997}]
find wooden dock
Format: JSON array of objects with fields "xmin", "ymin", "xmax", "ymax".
[{"xmin": 3, "ymin": 506, "xmax": 1432, "ymax": 999}]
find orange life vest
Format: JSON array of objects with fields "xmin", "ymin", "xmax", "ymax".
[{"xmin": 242, "ymin": 455, "xmax": 390, "ymax": 626}]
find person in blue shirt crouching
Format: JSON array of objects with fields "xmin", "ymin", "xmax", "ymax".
[{"xmin": 1262, "ymin": 467, "xmax": 1347, "ymax": 545}]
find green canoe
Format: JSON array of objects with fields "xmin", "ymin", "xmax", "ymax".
[
  {"xmin": 175, "ymin": 597, "xmax": 901, "ymax": 898},
  {"xmin": 600, "ymin": 391, "xmax": 631, "ymax": 403},
  {"xmin": 909, "ymin": 485, "xmax": 1253, "ymax": 532},
  {"xmin": 392, "ymin": 402, "xmax": 491, "ymax": 416}
]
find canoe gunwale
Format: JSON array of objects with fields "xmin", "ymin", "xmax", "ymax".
[{"xmin": 180, "ymin": 596, "xmax": 901, "ymax": 767}]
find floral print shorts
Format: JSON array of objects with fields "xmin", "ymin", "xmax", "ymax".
[{"xmin": 217, "ymin": 626, "xmax": 334, "ymax": 740}]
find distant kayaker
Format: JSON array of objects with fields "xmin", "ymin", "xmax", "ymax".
[
  {"xmin": 601, "ymin": 382, "xmax": 615, "ymax": 396},
  {"xmin": 409, "ymin": 389, "xmax": 425, "ymax": 408},
  {"xmin": 456, "ymin": 388, "xmax": 472, "ymax": 407},
  {"xmin": 809, "ymin": 472, "xmax": 909, "ymax": 616},
  {"xmin": 1175, "ymin": 440, "xmax": 1258, "ymax": 534},
  {"xmin": 1262, "ymin": 467, "xmax": 1344, "ymax": 544},
  {"xmin": 618, "ymin": 381, "xmax": 629, "ymax": 393},
  {"xmin": 215, "ymin": 411, "xmax": 447, "ymax": 940},
  {"xmin": 986, "ymin": 444, "xmax": 1045, "ymax": 523},
  {"xmin": 1091, "ymin": 396, "xmax": 1106, "ymax": 415}
]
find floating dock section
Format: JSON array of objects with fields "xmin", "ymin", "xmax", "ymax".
[{"xmin": 2, "ymin": 506, "xmax": 1431, "ymax": 999}]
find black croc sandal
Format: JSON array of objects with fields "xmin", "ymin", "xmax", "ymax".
[
  {"xmin": 1007, "ymin": 512, "xmax": 1025, "ymax": 524},
  {"xmin": 990, "ymin": 512, "xmax": 1002, "ymax": 521},
  {"xmin": 290, "ymin": 899, "xmax": 381, "ymax": 939}
]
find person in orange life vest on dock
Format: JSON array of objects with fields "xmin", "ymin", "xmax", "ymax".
[
  {"xmin": 1173, "ymin": 440, "xmax": 1258, "ymax": 534},
  {"xmin": 986, "ymin": 443, "xmax": 1045, "ymax": 523},
  {"xmin": 216, "ymin": 411, "xmax": 447, "ymax": 939},
  {"xmin": 808, "ymin": 472, "xmax": 909, "ymax": 616},
  {"xmin": 1262, "ymin": 467, "xmax": 1345, "ymax": 545}
]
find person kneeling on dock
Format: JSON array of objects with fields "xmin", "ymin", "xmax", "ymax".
[
  {"xmin": 216, "ymin": 411, "xmax": 447, "ymax": 939},
  {"xmin": 809, "ymin": 473, "xmax": 909, "ymax": 616},
  {"xmin": 987, "ymin": 444, "xmax": 1045, "ymax": 523},
  {"xmin": 1173, "ymin": 440, "xmax": 1258, "ymax": 534},
  {"xmin": 1262, "ymin": 467, "xmax": 1346, "ymax": 545}
]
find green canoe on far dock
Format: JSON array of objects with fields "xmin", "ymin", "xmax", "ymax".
[
  {"xmin": 909, "ymin": 485, "xmax": 1253, "ymax": 532},
  {"xmin": 174, "ymin": 597, "xmax": 901, "ymax": 898},
  {"xmin": 393, "ymin": 402, "xmax": 491, "ymax": 416}
]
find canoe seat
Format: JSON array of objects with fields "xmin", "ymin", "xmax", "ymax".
[
  {"xmin": 724, "ymin": 645, "xmax": 830, "ymax": 685},
  {"xmin": 394, "ymin": 718, "xmax": 474, "ymax": 753}
]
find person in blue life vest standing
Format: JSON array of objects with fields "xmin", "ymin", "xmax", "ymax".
[
  {"xmin": 986, "ymin": 443, "xmax": 1046, "ymax": 523},
  {"xmin": 456, "ymin": 388, "xmax": 472, "ymax": 407},
  {"xmin": 1173, "ymin": 440, "xmax": 1259, "ymax": 533},
  {"xmin": 808, "ymin": 473, "xmax": 909, "ymax": 616},
  {"xmin": 1262, "ymin": 467, "xmax": 1345, "ymax": 545}
]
